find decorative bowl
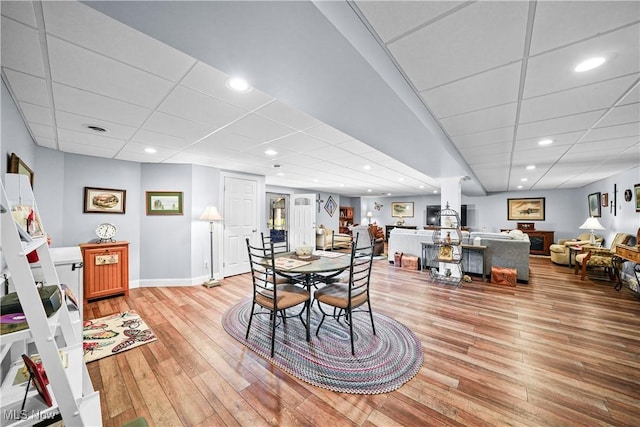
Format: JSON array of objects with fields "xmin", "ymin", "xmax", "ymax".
[{"xmin": 295, "ymin": 245, "xmax": 313, "ymax": 257}]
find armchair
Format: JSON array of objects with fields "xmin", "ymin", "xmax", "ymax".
[
  {"xmin": 575, "ymin": 233, "xmax": 633, "ymax": 280},
  {"xmin": 550, "ymin": 233, "xmax": 603, "ymax": 265},
  {"xmin": 316, "ymin": 225, "xmax": 352, "ymax": 250}
]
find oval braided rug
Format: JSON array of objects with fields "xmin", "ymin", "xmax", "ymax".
[{"xmin": 222, "ymin": 299, "xmax": 423, "ymax": 394}]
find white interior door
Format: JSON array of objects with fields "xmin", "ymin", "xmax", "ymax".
[
  {"xmin": 223, "ymin": 176, "xmax": 258, "ymax": 277},
  {"xmin": 289, "ymin": 193, "xmax": 316, "ymax": 250}
]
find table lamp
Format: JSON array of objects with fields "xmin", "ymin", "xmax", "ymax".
[
  {"xmin": 579, "ymin": 216, "xmax": 604, "ymax": 245},
  {"xmin": 200, "ymin": 206, "xmax": 223, "ymax": 287},
  {"xmin": 366, "ymin": 211, "xmax": 373, "ymax": 225}
]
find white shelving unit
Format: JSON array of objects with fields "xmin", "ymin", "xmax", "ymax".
[{"xmin": 1, "ymin": 174, "xmax": 101, "ymax": 427}]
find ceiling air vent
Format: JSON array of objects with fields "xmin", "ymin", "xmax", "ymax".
[{"xmin": 83, "ymin": 124, "xmax": 108, "ymax": 133}]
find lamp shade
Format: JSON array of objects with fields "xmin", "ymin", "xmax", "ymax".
[
  {"xmin": 200, "ymin": 206, "xmax": 223, "ymax": 221},
  {"xmin": 579, "ymin": 217, "xmax": 604, "ymax": 231},
  {"xmin": 366, "ymin": 211, "xmax": 373, "ymax": 218}
]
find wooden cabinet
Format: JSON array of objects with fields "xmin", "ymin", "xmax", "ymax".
[
  {"xmin": 525, "ymin": 231, "xmax": 554, "ymax": 256},
  {"xmin": 339, "ymin": 206, "xmax": 354, "ymax": 234},
  {"xmin": 80, "ymin": 241, "xmax": 129, "ymax": 303}
]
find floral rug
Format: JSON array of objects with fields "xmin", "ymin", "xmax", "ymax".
[
  {"xmin": 222, "ymin": 299, "xmax": 423, "ymax": 394},
  {"xmin": 83, "ymin": 310, "xmax": 156, "ymax": 363}
]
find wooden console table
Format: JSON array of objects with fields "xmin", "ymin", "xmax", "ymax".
[{"xmin": 612, "ymin": 244, "xmax": 640, "ymax": 291}]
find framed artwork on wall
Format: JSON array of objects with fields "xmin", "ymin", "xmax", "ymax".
[
  {"xmin": 8, "ymin": 153, "xmax": 34, "ymax": 187},
  {"xmin": 84, "ymin": 187, "xmax": 126, "ymax": 214},
  {"xmin": 324, "ymin": 195, "xmax": 337, "ymax": 217},
  {"xmin": 635, "ymin": 184, "xmax": 640, "ymax": 212},
  {"xmin": 146, "ymin": 191, "xmax": 183, "ymax": 215},
  {"xmin": 587, "ymin": 192, "xmax": 601, "ymax": 217},
  {"xmin": 391, "ymin": 202, "xmax": 414, "ymax": 218},
  {"xmin": 602, "ymin": 193, "xmax": 608, "ymax": 207},
  {"xmin": 507, "ymin": 197, "xmax": 545, "ymax": 221}
]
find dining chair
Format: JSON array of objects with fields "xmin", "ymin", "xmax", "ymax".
[
  {"xmin": 245, "ymin": 238, "xmax": 310, "ymax": 356},
  {"xmin": 314, "ymin": 236, "xmax": 376, "ymax": 355},
  {"xmin": 261, "ymin": 230, "xmax": 288, "ymax": 254}
]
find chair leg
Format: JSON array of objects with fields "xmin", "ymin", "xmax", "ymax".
[
  {"xmin": 367, "ymin": 299, "xmax": 376, "ymax": 335},
  {"xmin": 348, "ymin": 307, "xmax": 355, "ymax": 355},
  {"xmin": 245, "ymin": 302, "xmax": 256, "ymax": 339},
  {"xmin": 270, "ymin": 308, "xmax": 277, "ymax": 357},
  {"xmin": 580, "ymin": 261, "xmax": 587, "ymax": 281}
]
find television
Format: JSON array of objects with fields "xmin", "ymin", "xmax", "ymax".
[{"xmin": 426, "ymin": 205, "xmax": 467, "ymax": 227}]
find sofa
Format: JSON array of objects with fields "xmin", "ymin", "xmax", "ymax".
[
  {"xmin": 316, "ymin": 226, "xmax": 352, "ymax": 250},
  {"xmin": 549, "ymin": 233, "xmax": 604, "ymax": 265},
  {"xmin": 388, "ymin": 228, "xmax": 531, "ymax": 282}
]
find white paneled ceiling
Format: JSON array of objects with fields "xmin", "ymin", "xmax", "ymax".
[{"xmin": 2, "ymin": 1, "xmax": 639, "ymax": 197}]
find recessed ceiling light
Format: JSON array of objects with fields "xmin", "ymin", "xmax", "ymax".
[
  {"xmin": 526, "ymin": 165, "xmax": 536, "ymax": 170},
  {"xmin": 387, "ymin": 193, "xmax": 391, "ymax": 196},
  {"xmin": 517, "ymin": 185, "xmax": 523, "ymax": 189},
  {"xmin": 367, "ymin": 189, "xmax": 372, "ymax": 192},
  {"xmin": 538, "ymin": 139, "xmax": 553, "ymax": 146},
  {"xmin": 433, "ymin": 190, "xmax": 438, "ymax": 194},
  {"xmin": 419, "ymin": 185, "xmax": 424, "ymax": 189},
  {"xmin": 144, "ymin": 147, "xmax": 157, "ymax": 154},
  {"xmin": 276, "ymin": 172, "xmax": 284, "ymax": 176},
  {"xmin": 399, "ymin": 177, "xmax": 404, "ymax": 182},
  {"xmin": 339, "ymin": 184, "xmax": 345, "ymax": 187},
  {"xmin": 363, "ymin": 165, "xmax": 371, "ymax": 170},
  {"xmin": 226, "ymin": 77, "xmax": 252, "ymax": 92},
  {"xmin": 314, "ymin": 179, "xmax": 319, "ymax": 183},
  {"xmin": 83, "ymin": 124, "xmax": 108, "ymax": 133},
  {"xmin": 575, "ymin": 57, "xmax": 605, "ymax": 72},
  {"xmin": 521, "ymin": 178, "xmax": 528, "ymax": 182},
  {"xmin": 265, "ymin": 149, "xmax": 277, "ymax": 156}
]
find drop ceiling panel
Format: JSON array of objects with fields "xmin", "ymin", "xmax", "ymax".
[
  {"xmin": 451, "ymin": 127, "xmax": 514, "ymax": 148},
  {"xmin": 595, "ymin": 102, "xmax": 640, "ymax": 128},
  {"xmin": 516, "ymin": 110, "xmax": 604, "ymax": 140},
  {"xmin": 55, "ymin": 111, "xmax": 138, "ymax": 141},
  {"xmin": 58, "ymin": 140, "xmax": 120, "ymax": 158},
  {"xmin": 335, "ymin": 139, "xmax": 377, "ymax": 155},
  {"xmin": 180, "ymin": 62, "xmax": 274, "ymax": 111},
  {"xmin": 47, "ymin": 37, "xmax": 175, "ymax": 109},
  {"xmin": 524, "ymin": 24, "xmax": 640, "ymax": 98},
  {"xmin": 29, "ymin": 123, "xmax": 55, "ymax": 140},
  {"xmin": 519, "ymin": 74, "xmax": 639, "ymax": 123},
  {"xmin": 303, "ymin": 124, "xmax": 353, "ymax": 144},
  {"xmin": 2, "ymin": 70, "xmax": 50, "ymax": 107},
  {"xmin": 129, "ymin": 129, "xmax": 192, "ymax": 150},
  {"xmin": 440, "ymin": 103, "xmax": 517, "ymax": 136},
  {"xmin": 512, "ymin": 146, "xmax": 569, "ymax": 163},
  {"xmin": 422, "ymin": 62, "xmax": 521, "ymax": 119},
  {"xmin": 115, "ymin": 151, "xmax": 172, "ymax": 163},
  {"xmin": 53, "ymin": 83, "xmax": 151, "ymax": 127},
  {"xmin": 466, "ymin": 152, "xmax": 511, "ymax": 166},
  {"xmin": 514, "ymin": 131, "xmax": 584, "ymax": 151},
  {"xmin": 255, "ymin": 100, "xmax": 321, "ymax": 131},
  {"xmin": 57, "ymin": 127, "xmax": 125, "ymax": 150},
  {"xmin": 19, "ymin": 103, "xmax": 53, "ymax": 126},
  {"xmin": 158, "ymin": 84, "xmax": 252, "ymax": 128},
  {"xmin": 1, "ymin": 18, "xmax": 45, "ymax": 77},
  {"xmin": 582, "ymin": 122, "xmax": 640, "ymax": 142},
  {"xmin": 621, "ymin": 83, "xmax": 640, "ymax": 104},
  {"xmin": 33, "ymin": 137, "xmax": 56, "ymax": 149},
  {"xmin": 459, "ymin": 141, "xmax": 512, "ymax": 157},
  {"xmin": 195, "ymin": 129, "xmax": 258, "ymax": 152},
  {"xmin": 243, "ymin": 144, "xmax": 297, "ymax": 160},
  {"xmin": 355, "ymin": 0, "xmax": 465, "ymax": 43},
  {"xmin": 270, "ymin": 133, "xmax": 330, "ymax": 153},
  {"xmin": 388, "ymin": 1, "xmax": 529, "ymax": 91},
  {"xmin": 223, "ymin": 114, "xmax": 296, "ymax": 143},
  {"xmin": 142, "ymin": 111, "xmax": 216, "ymax": 141},
  {"xmin": 530, "ymin": 1, "xmax": 640, "ymax": 55},
  {"xmin": 42, "ymin": 1, "xmax": 196, "ymax": 82},
  {"xmin": 0, "ymin": 1, "xmax": 37, "ymax": 27}
]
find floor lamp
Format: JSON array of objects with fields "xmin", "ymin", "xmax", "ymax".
[{"xmin": 201, "ymin": 206, "xmax": 223, "ymax": 288}]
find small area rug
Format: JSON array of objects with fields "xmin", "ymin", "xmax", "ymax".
[
  {"xmin": 83, "ymin": 310, "xmax": 157, "ymax": 363},
  {"xmin": 222, "ymin": 299, "xmax": 423, "ymax": 394}
]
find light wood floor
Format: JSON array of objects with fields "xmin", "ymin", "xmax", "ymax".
[{"xmin": 85, "ymin": 257, "xmax": 640, "ymax": 427}]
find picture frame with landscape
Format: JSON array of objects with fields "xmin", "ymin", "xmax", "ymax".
[
  {"xmin": 391, "ymin": 202, "xmax": 414, "ymax": 218},
  {"xmin": 146, "ymin": 191, "xmax": 183, "ymax": 215},
  {"xmin": 507, "ymin": 197, "xmax": 545, "ymax": 221}
]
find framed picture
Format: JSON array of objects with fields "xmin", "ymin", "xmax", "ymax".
[
  {"xmin": 324, "ymin": 195, "xmax": 337, "ymax": 217},
  {"xmin": 635, "ymin": 184, "xmax": 640, "ymax": 212},
  {"xmin": 507, "ymin": 197, "xmax": 545, "ymax": 221},
  {"xmin": 601, "ymin": 193, "xmax": 608, "ymax": 207},
  {"xmin": 8, "ymin": 153, "xmax": 34, "ymax": 187},
  {"xmin": 22, "ymin": 354, "xmax": 53, "ymax": 407},
  {"xmin": 146, "ymin": 191, "xmax": 183, "ymax": 215},
  {"xmin": 588, "ymin": 192, "xmax": 601, "ymax": 217},
  {"xmin": 391, "ymin": 202, "xmax": 414, "ymax": 218},
  {"xmin": 84, "ymin": 187, "xmax": 126, "ymax": 214},
  {"xmin": 438, "ymin": 245, "xmax": 453, "ymax": 261}
]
